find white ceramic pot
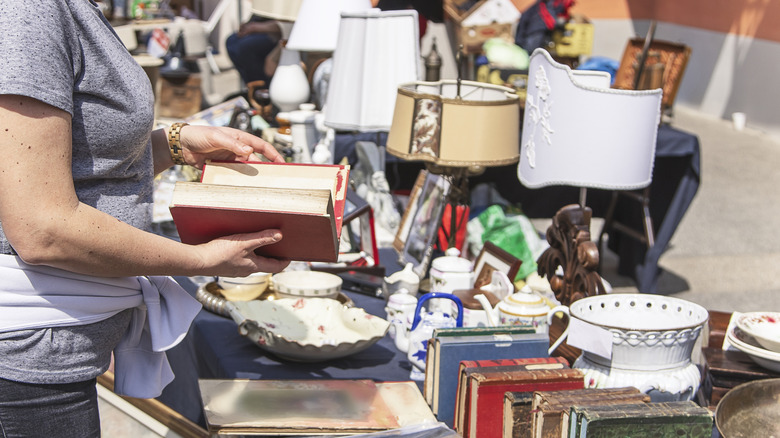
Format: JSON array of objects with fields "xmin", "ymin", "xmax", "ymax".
[{"xmin": 553, "ymin": 293, "xmax": 709, "ymax": 401}]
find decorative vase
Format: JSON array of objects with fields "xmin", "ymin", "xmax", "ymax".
[
  {"xmin": 555, "ymin": 294, "xmax": 709, "ymax": 402},
  {"xmin": 269, "ymin": 47, "xmax": 310, "ymax": 112}
]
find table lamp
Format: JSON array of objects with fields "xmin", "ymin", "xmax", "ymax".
[
  {"xmin": 518, "ymin": 48, "xmax": 662, "ymax": 304},
  {"xmin": 323, "ymin": 9, "xmax": 421, "ymax": 132},
  {"xmin": 386, "ymin": 79, "xmax": 521, "ymax": 250}
]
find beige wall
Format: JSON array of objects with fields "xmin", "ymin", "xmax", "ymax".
[{"xmin": 494, "ymin": 0, "xmax": 780, "ymax": 139}]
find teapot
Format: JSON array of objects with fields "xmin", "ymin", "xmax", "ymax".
[
  {"xmin": 475, "ymin": 286, "xmax": 567, "ymax": 336},
  {"xmin": 429, "ymin": 248, "xmax": 475, "ymax": 294},
  {"xmin": 390, "ymin": 292, "xmax": 463, "ymax": 381}
]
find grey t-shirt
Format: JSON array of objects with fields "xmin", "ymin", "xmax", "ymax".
[{"xmin": 0, "ymin": 0, "xmax": 155, "ymax": 383}]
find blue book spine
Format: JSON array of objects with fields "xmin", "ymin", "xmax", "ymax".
[{"xmin": 434, "ymin": 333, "xmax": 549, "ymax": 427}]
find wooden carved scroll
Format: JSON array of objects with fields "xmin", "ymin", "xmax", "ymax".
[{"xmin": 537, "ymin": 204, "xmax": 606, "ymax": 306}]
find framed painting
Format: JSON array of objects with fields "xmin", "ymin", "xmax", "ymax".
[{"xmin": 396, "ymin": 171, "xmax": 451, "ymax": 278}]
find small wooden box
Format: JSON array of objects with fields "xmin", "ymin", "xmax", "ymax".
[{"xmin": 158, "ymin": 74, "xmax": 202, "ymax": 119}]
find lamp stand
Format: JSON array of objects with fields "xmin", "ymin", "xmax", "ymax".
[
  {"xmin": 537, "ymin": 199, "xmax": 606, "ymax": 306},
  {"xmin": 426, "ymin": 164, "xmax": 479, "ymax": 253}
]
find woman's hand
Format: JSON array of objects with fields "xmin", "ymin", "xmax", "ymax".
[
  {"xmin": 193, "ymin": 229, "xmax": 291, "ymax": 277},
  {"xmin": 178, "ymin": 124, "xmax": 285, "ymax": 169}
]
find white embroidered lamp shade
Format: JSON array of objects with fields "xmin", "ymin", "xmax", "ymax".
[
  {"xmin": 386, "ymin": 80, "xmax": 521, "ymax": 167},
  {"xmin": 518, "ymin": 48, "xmax": 662, "ymax": 191},
  {"xmin": 323, "ymin": 9, "xmax": 421, "ymax": 132},
  {"xmin": 286, "ymin": 0, "xmax": 372, "ymax": 52},
  {"xmin": 251, "ymin": 0, "xmax": 303, "ymax": 21}
]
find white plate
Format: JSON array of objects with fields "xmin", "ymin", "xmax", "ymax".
[
  {"xmin": 735, "ymin": 312, "xmax": 780, "ymax": 353},
  {"xmin": 727, "ymin": 326, "xmax": 780, "ymax": 373},
  {"xmin": 272, "ymin": 271, "xmax": 342, "ymax": 298},
  {"xmin": 227, "ymin": 298, "xmax": 389, "ymax": 362}
]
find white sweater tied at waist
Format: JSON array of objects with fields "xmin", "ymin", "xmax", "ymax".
[{"xmin": 0, "ymin": 254, "xmax": 202, "ymax": 398}]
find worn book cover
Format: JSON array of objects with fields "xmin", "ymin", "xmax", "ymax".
[
  {"xmin": 466, "ymin": 367, "xmax": 584, "ymax": 438},
  {"xmin": 199, "ymin": 379, "xmax": 400, "ymax": 435},
  {"xmin": 569, "ymin": 401, "xmax": 713, "ymax": 438},
  {"xmin": 170, "ymin": 161, "xmax": 349, "ymax": 262},
  {"xmin": 423, "ymin": 332, "xmax": 549, "ymax": 428},
  {"xmin": 432, "ymin": 325, "xmax": 535, "ymax": 338},
  {"xmin": 503, "ymin": 391, "xmax": 535, "ymax": 438},
  {"xmin": 532, "ymin": 387, "xmax": 650, "ymax": 438},
  {"xmin": 454, "ymin": 357, "xmax": 570, "ymax": 435}
]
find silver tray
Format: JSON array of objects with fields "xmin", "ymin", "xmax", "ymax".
[{"xmin": 715, "ymin": 378, "xmax": 780, "ymax": 437}]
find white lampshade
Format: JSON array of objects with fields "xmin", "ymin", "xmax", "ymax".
[
  {"xmin": 518, "ymin": 49, "xmax": 662, "ymax": 190},
  {"xmin": 324, "ymin": 9, "xmax": 421, "ymax": 132},
  {"xmin": 251, "ymin": 0, "xmax": 303, "ymax": 21},
  {"xmin": 386, "ymin": 80, "xmax": 521, "ymax": 167},
  {"xmin": 286, "ymin": 0, "xmax": 372, "ymax": 52}
]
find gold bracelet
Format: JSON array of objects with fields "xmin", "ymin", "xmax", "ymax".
[{"xmin": 167, "ymin": 122, "xmax": 188, "ymax": 165}]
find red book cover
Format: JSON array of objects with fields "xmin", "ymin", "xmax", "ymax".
[
  {"xmin": 466, "ymin": 368, "xmax": 584, "ymax": 438},
  {"xmin": 170, "ymin": 161, "xmax": 349, "ymax": 262},
  {"xmin": 454, "ymin": 357, "xmax": 570, "ymax": 434}
]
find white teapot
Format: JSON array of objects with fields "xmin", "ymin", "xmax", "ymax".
[
  {"xmin": 475, "ymin": 287, "xmax": 567, "ymax": 335},
  {"xmin": 429, "ymin": 248, "xmax": 475, "ymax": 294}
]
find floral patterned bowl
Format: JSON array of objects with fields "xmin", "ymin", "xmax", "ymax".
[
  {"xmin": 735, "ymin": 312, "xmax": 780, "ymax": 353},
  {"xmin": 226, "ymin": 298, "xmax": 389, "ymax": 362}
]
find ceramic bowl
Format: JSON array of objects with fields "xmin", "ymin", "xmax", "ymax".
[
  {"xmin": 568, "ymin": 294, "xmax": 709, "ymax": 369},
  {"xmin": 227, "ymin": 298, "xmax": 389, "ymax": 362},
  {"xmin": 217, "ymin": 272, "xmax": 271, "ymax": 301},
  {"xmin": 271, "ymin": 271, "xmax": 342, "ymax": 299},
  {"xmin": 727, "ymin": 325, "xmax": 780, "ymax": 372},
  {"xmin": 734, "ymin": 312, "xmax": 780, "ymax": 353}
]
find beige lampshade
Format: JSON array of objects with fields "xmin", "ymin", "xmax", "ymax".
[
  {"xmin": 251, "ymin": 0, "xmax": 303, "ymax": 21},
  {"xmin": 386, "ymin": 80, "xmax": 521, "ymax": 167}
]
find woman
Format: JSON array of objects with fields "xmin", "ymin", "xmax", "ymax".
[{"xmin": 0, "ymin": 1, "xmax": 289, "ymax": 436}]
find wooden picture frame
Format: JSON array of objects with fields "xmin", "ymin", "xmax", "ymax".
[
  {"xmin": 472, "ymin": 240, "xmax": 522, "ymax": 289},
  {"xmin": 396, "ymin": 171, "xmax": 451, "ymax": 278}
]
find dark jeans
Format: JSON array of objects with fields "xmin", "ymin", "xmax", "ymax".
[
  {"xmin": 225, "ymin": 32, "xmax": 278, "ymax": 86},
  {"xmin": 0, "ymin": 377, "xmax": 100, "ymax": 438}
]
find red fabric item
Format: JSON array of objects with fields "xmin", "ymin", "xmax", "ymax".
[{"xmin": 438, "ymin": 204, "xmax": 469, "ymax": 252}]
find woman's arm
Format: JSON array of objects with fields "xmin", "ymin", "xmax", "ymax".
[{"xmin": 0, "ymin": 95, "xmax": 289, "ymax": 278}]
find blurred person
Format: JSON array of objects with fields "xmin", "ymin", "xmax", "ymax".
[{"xmin": 0, "ymin": 1, "xmax": 290, "ymax": 436}]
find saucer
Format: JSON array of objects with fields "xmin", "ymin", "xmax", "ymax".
[
  {"xmin": 735, "ymin": 312, "xmax": 780, "ymax": 353},
  {"xmin": 727, "ymin": 325, "xmax": 780, "ymax": 372}
]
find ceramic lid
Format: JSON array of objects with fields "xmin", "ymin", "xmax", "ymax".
[
  {"xmin": 499, "ymin": 290, "xmax": 548, "ymax": 315},
  {"xmin": 431, "ymin": 256, "xmax": 472, "ymax": 273}
]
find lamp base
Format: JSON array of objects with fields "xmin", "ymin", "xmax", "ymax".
[{"xmin": 537, "ymin": 204, "xmax": 606, "ymax": 305}]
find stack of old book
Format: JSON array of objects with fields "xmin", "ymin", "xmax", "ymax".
[
  {"xmin": 567, "ymin": 400, "xmax": 713, "ymax": 438},
  {"xmin": 423, "ymin": 325, "xmax": 550, "ymax": 429},
  {"xmin": 524, "ymin": 387, "xmax": 651, "ymax": 438},
  {"xmin": 452, "ymin": 356, "xmax": 584, "ymax": 438}
]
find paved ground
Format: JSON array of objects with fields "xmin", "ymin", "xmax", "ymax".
[{"xmin": 593, "ymin": 107, "xmax": 780, "ymax": 313}]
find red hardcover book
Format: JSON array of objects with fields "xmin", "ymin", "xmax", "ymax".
[
  {"xmin": 170, "ymin": 161, "xmax": 349, "ymax": 262},
  {"xmin": 466, "ymin": 368, "xmax": 584, "ymax": 438},
  {"xmin": 453, "ymin": 357, "xmax": 570, "ymax": 434}
]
